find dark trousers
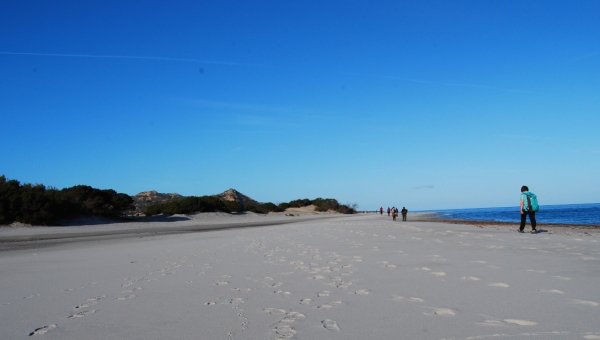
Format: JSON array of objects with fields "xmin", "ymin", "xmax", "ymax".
[{"xmin": 520, "ymin": 211, "xmax": 537, "ymax": 231}]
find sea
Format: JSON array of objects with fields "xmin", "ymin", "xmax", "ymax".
[{"xmin": 426, "ymin": 203, "xmax": 600, "ymax": 226}]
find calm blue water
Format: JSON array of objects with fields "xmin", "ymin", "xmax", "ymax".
[{"xmin": 426, "ymin": 203, "xmax": 600, "ymax": 226}]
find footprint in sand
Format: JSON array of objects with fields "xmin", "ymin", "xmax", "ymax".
[
  {"xmin": 271, "ymin": 282, "xmax": 283, "ymax": 287},
  {"xmin": 232, "ymin": 288, "xmax": 252, "ymax": 293},
  {"xmin": 392, "ymin": 295, "xmax": 424, "ymax": 303},
  {"xmin": 354, "ymin": 289, "xmax": 370, "ymax": 295},
  {"xmin": 299, "ymin": 298, "xmax": 312, "ymax": 305},
  {"xmin": 318, "ymin": 301, "xmax": 342, "ymax": 309},
  {"xmin": 538, "ymin": 289, "xmax": 564, "ymax": 294},
  {"xmin": 317, "ymin": 304, "xmax": 333, "ymax": 309},
  {"xmin": 230, "ymin": 298, "xmax": 245, "ymax": 305},
  {"xmin": 282, "ymin": 312, "xmax": 305, "ymax": 322},
  {"xmin": 553, "ymin": 276, "xmax": 571, "ymax": 280},
  {"xmin": 114, "ymin": 295, "xmax": 136, "ymax": 301},
  {"xmin": 433, "ymin": 308, "xmax": 456, "ymax": 316},
  {"xmin": 488, "ymin": 283, "xmax": 510, "ymax": 288},
  {"xmin": 215, "ymin": 281, "xmax": 229, "ymax": 286},
  {"xmin": 327, "ymin": 280, "xmax": 352, "ymax": 289},
  {"xmin": 321, "ymin": 319, "xmax": 341, "ymax": 332},
  {"xmin": 571, "ymin": 300, "xmax": 599, "ymax": 307},
  {"xmin": 68, "ymin": 310, "xmax": 96, "ymax": 319},
  {"xmin": 76, "ymin": 296, "xmax": 105, "ymax": 309},
  {"xmin": 263, "ymin": 308, "xmax": 286, "ymax": 314},
  {"xmin": 273, "ymin": 325, "xmax": 296, "ymax": 338},
  {"xmin": 270, "ymin": 312, "xmax": 305, "ymax": 338},
  {"xmin": 583, "ymin": 335, "xmax": 600, "ymax": 340},
  {"xmin": 29, "ymin": 325, "xmax": 57, "ymax": 336},
  {"xmin": 504, "ymin": 319, "xmax": 537, "ymax": 326},
  {"xmin": 205, "ymin": 302, "xmax": 216, "ymax": 306},
  {"xmin": 274, "ymin": 290, "xmax": 292, "ymax": 296},
  {"xmin": 431, "ymin": 272, "xmax": 446, "ymax": 276},
  {"xmin": 24, "ymin": 294, "xmax": 40, "ymax": 299},
  {"xmin": 422, "ymin": 307, "xmax": 456, "ymax": 316},
  {"xmin": 317, "ymin": 291, "xmax": 330, "ymax": 297},
  {"xmin": 122, "ymin": 287, "xmax": 142, "ymax": 293},
  {"xmin": 461, "ymin": 276, "xmax": 480, "ymax": 281}
]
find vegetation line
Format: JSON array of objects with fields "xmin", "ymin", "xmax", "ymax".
[{"xmin": 1, "ymin": 175, "xmax": 357, "ymax": 226}]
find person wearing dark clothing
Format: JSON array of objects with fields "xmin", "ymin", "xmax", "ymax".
[
  {"xmin": 387, "ymin": 207, "xmax": 391, "ymax": 216},
  {"xmin": 519, "ymin": 186, "xmax": 537, "ymax": 234},
  {"xmin": 401, "ymin": 207, "xmax": 408, "ymax": 221},
  {"xmin": 380, "ymin": 207, "xmax": 383, "ymax": 215}
]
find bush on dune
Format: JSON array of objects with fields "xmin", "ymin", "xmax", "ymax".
[
  {"xmin": 145, "ymin": 196, "xmax": 233, "ymax": 215},
  {"xmin": 0, "ymin": 175, "xmax": 358, "ymax": 223},
  {"xmin": 313, "ymin": 198, "xmax": 358, "ymax": 214},
  {"xmin": 245, "ymin": 202, "xmax": 284, "ymax": 214},
  {"xmin": 145, "ymin": 196, "xmax": 357, "ymax": 216},
  {"xmin": 0, "ymin": 175, "xmax": 134, "ymax": 225},
  {"xmin": 288, "ymin": 198, "xmax": 312, "ymax": 208}
]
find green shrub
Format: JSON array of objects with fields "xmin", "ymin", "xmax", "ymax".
[
  {"xmin": 0, "ymin": 175, "xmax": 134, "ymax": 225},
  {"xmin": 288, "ymin": 198, "xmax": 312, "ymax": 208},
  {"xmin": 277, "ymin": 202, "xmax": 290, "ymax": 210},
  {"xmin": 144, "ymin": 195, "xmax": 233, "ymax": 215}
]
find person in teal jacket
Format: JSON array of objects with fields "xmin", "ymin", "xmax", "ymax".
[{"xmin": 519, "ymin": 186, "xmax": 537, "ymax": 234}]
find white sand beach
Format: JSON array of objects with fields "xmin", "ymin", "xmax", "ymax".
[{"xmin": 1, "ymin": 213, "xmax": 599, "ymax": 339}]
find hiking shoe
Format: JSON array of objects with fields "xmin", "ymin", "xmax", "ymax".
[
  {"xmin": 518, "ymin": 230, "xmax": 524, "ymax": 233},
  {"xmin": 531, "ymin": 230, "xmax": 537, "ymax": 234}
]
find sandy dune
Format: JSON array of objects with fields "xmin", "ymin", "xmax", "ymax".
[{"xmin": 1, "ymin": 214, "xmax": 599, "ymax": 339}]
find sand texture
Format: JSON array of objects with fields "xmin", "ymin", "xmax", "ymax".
[{"xmin": 1, "ymin": 214, "xmax": 599, "ymax": 339}]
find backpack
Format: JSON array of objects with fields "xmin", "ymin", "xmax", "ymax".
[{"xmin": 524, "ymin": 193, "xmax": 539, "ymax": 212}]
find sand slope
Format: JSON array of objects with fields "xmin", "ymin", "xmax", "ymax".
[{"xmin": 1, "ymin": 214, "xmax": 599, "ymax": 339}]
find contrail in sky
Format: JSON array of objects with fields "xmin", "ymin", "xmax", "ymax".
[
  {"xmin": 342, "ymin": 72, "xmax": 539, "ymax": 95},
  {"xmin": 0, "ymin": 51, "xmax": 257, "ymax": 66}
]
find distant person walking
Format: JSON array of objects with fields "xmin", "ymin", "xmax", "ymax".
[
  {"xmin": 380, "ymin": 207, "xmax": 383, "ymax": 215},
  {"xmin": 519, "ymin": 186, "xmax": 538, "ymax": 234},
  {"xmin": 387, "ymin": 207, "xmax": 391, "ymax": 216},
  {"xmin": 392, "ymin": 208, "xmax": 398, "ymax": 221},
  {"xmin": 401, "ymin": 207, "xmax": 408, "ymax": 221}
]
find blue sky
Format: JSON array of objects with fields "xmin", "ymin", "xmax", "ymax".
[{"xmin": 1, "ymin": 1, "xmax": 599, "ymax": 210}]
